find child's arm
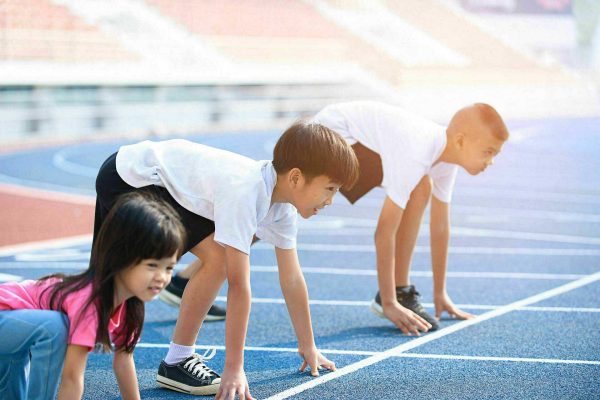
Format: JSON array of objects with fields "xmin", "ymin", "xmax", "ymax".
[
  {"xmin": 113, "ymin": 349, "xmax": 140, "ymax": 400},
  {"xmin": 275, "ymin": 246, "xmax": 336, "ymax": 376},
  {"xmin": 376, "ymin": 196, "xmax": 431, "ymax": 335},
  {"xmin": 216, "ymin": 245, "xmax": 254, "ymax": 400},
  {"xmin": 57, "ymin": 344, "xmax": 89, "ymax": 400},
  {"xmin": 430, "ymin": 196, "xmax": 474, "ymax": 320}
]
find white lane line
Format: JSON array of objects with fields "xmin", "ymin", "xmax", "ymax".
[
  {"xmin": 522, "ymin": 306, "xmax": 600, "ymax": 313},
  {"xmin": 299, "ymin": 225, "xmax": 600, "ymax": 246},
  {"xmin": 0, "ymin": 235, "xmax": 92, "ymax": 256},
  {"xmin": 264, "ymin": 271, "xmax": 600, "ymax": 400},
  {"xmin": 212, "ymin": 296, "xmax": 600, "ymax": 313},
  {"xmin": 136, "ymin": 343, "xmax": 376, "ymax": 356},
  {"xmin": 457, "ymin": 207, "xmax": 600, "ymax": 224},
  {"xmin": 1, "ymin": 261, "xmax": 586, "ymax": 282},
  {"xmin": 0, "ymin": 272, "xmax": 22, "ymax": 282},
  {"xmin": 395, "ymin": 353, "xmax": 600, "ymax": 366},
  {"xmin": 328, "ymin": 200, "xmax": 600, "ymax": 221},
  {"xmin": 0, "ymin": 182, "xmax": 95, "ymax": 204},
  {"xmin": 250, "ymin": 266, "xmax": 586, "ymax": 281},
  {"xmin": 348, "ymin": 188, "xmax": 600, "ymax": 206},
  {"xmin": 0, "ymin": 172, "xmax": 96, "ymax": 197},
  {"xmin": 52, "ymin": 149, "xmax": 99, "ymax": 178},
  {"xmin": 15, "ymin": 250, "xmax": 91, "ymax": 262},
  {"xmin": 135, "ymin": 343, "xmax": 600, "ymax": 366},
  {"xmin": 0, "ymin": 262, "xmax": 90, "ymax": 269},
  {"xmin": 253, "ymin": 242, "xmax": 600, "ymax": 256},
  {"xmin": 2, "ymin": 259, "xmax": 596, "ymax": 312}
]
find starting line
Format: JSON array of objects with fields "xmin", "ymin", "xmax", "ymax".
[
  {"xmin": 135, "ymin": 343, "xmax": 600, "ymax": 366},
  {"xmin": 211, "ymin": 296, "xmax": 600, "ymax": 314},
  {"xmin": 264, "ymin": 271, "xmax": 600, "ymax": 399}
]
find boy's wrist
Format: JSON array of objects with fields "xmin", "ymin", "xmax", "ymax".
[
  {"xmin": 224, "ymin": 360, "xmax": 245, "ymax": 372},
  {"xmin": 298, "ymin": 338, "xmax": 316, "ymax": 351},
  {"xmin": 381, "ymin": 295, "xmax": 399, "ymax": 308}
]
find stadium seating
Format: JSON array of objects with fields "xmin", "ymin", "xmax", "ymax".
[{"xmin": 0, "ymin": 0, "xmax": 135, "ymax": 61}]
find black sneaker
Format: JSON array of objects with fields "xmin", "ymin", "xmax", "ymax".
[
  {"xmin": 370, "ymin": 285, "xmax": 439, "ymax": 331},
  {"xmin": 157, "ymin": 351, "xmax": 221, "ymax": 395},
  {"xmin": 159, "ymin": 275, "xmax": 227, "ymax": 321}
]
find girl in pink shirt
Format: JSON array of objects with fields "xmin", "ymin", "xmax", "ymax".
[{"xmin": 0, "ymin": 192, "xmax": 186, "ymax": 400}]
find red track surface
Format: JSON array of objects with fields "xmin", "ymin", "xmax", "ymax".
[{"xmin": 0, "ymin": 186, "xmax": 95, "ymax": 247}]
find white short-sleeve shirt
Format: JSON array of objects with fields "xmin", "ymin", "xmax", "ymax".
[
  {"xmin": 313, "ymin": 101, "xmax": 458, "ymax": 208},
  {"xmin": 116, "ymin": 139, "xmax": 297, "ymax": 254}
]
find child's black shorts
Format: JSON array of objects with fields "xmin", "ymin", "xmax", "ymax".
[{"xmin": 93, "ymin": 152, "xmax": 215, "ymax": 254}]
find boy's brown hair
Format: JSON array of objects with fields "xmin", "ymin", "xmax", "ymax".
[{"xmin": 273, "ymin": 121, "xmax": 359, "ymax": 189}]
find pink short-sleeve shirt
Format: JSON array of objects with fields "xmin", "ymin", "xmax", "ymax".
[{"xmin": 0, "ymin": 278, "xmax": 127, "ymax": 351}]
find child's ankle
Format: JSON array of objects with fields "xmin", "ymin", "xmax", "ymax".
[{"xmin": 164, "ymin": 342, "xmax": 194, "ymax": 365}]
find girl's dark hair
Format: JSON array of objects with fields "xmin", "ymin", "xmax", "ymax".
[{"xmin": 41, "ymin": 191, "xmax": 186, "ymax": 353}]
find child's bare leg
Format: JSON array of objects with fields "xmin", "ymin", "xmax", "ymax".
[
  {"xmin": 394, "ymin": 176, "xmax": 432, "ymax": 286},
  {"xmin": 176, "ymin": 235, "xmax": 259, "ymax": 280},
  {"xmin": 175, "ymin": 258, "xmax": 202, "ymax": 279},
  {"xmin": 172, "ymin": 234, "xmax": 226, "ymax": 345},
  {"xmin": 159, "ymin": 235, "xmax": 224, "ymax": 393}
]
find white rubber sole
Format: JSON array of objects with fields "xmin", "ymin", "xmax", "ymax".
[
  {"xmin": 370, "ymin": 300, "xmax": 385, "ymax": 318},
  {"xmin": 157, "ymin": 375, "xmax": 221, "ymax": 395},
  {"xmin": 158, "ymin": 290, "xmax": 226, "ymax": 321},
  {"xmin": 158, "ymin": 290, "xmax": 181, "ymax": 307}
]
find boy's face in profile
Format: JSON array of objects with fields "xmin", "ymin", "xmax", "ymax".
[
  {"xmin": 292, "ymin": 174, "xmax": 341, "ymax": 219},
  {"xmin": 458, "ymin": 131, "xmax": 505, "ymax": 175}
]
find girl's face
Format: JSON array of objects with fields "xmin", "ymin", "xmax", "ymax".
[{"xmin": 116, "ymin": 254, "xmax": 177, "ymax": 303}]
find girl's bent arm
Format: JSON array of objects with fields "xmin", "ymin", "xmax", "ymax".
[
  {"xmin": 58, "ymin": 344, "xmax": 89, "ymax": 400},
  {"xmin": 113, "ymin": 349, "xmax": 140, "ymax": 400}
]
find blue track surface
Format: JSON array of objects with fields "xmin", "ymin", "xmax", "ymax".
[{"xmin": 1, "ymin": 117, "xmax": 599, "ymax": 399}]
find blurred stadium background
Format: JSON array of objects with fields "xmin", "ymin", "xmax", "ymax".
[{"xmin": 1, "ymin": 0, "xmax": 599, "ymax": 146}]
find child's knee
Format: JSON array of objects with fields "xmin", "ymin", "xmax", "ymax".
[
  {"xmin": 39, "ymin": 311, "xmax": 69, "ymax": 348},
  {"xmin": 206, "ymin": 254, "xmax": 227, "ymax": 278},
  {"xmin": 411, "ymin": 176, "xmax": 432, "ymax": 202},
  {"xmin": 191, "ymin": 236, "xmax": 226, "ymax": 267}
]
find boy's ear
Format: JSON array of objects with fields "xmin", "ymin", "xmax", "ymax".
[
  {"xmin": 288, "ymin": 168, "xmax": 302, "ymax": 187},
  {"xmin": 454, "ymin": 131, "xmax": 466, "ymax": 150}
]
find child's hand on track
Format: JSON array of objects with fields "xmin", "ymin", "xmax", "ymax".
[
  {"xmin": 298, "ymin": 347, "xmax": 336, "ymax": 376},
  {"xmin": 215, "ymin": 367, "xmax": 254, "ymax": 400},
  {"xmin": 384, "ymin": 302, "xmax": 431, "ymax": 335},
  {"xmin": 434, "ymin": 292, "xmax": 475, "ymax": 320}
]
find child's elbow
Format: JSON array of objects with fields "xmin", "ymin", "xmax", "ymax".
[
  {"xmin": 280, "ymin": 273, "xmax": 305, "ymax": 291},
  {"xmin": 60, "ymin": 373, "xmax": 85, "ymax": 396},
  {"xmin": 430, "ymin": 224, "xmax": 450, "ymax": 238},
  {"xmin": 374, "ymin": 226, "xmax": 391, "ymax": 246}
]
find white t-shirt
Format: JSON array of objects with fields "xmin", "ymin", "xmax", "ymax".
[
  {"xmin": 313, "ymin": 101, "xmax": 458, "ymax": 208},
  {"xmin": 116, "ymin": 139, "xmax": 297, "ymax": 254}
]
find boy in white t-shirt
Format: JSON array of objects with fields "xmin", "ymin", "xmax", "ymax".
[
  {"xmin": 312, "ymin": 101, "xmax": 509, "ymax": 335},
  {"xmin": 93, "ymin": 122, "xmax": 359, "ymax": 398}
]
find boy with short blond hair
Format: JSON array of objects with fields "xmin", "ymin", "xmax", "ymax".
[
  {"xmin": 94, "ymin": 121, "xmax": 359, "ymax": 398},
  {"xmin": 313, "ymin": 101, "xmax": 509, "ymax": 335}
]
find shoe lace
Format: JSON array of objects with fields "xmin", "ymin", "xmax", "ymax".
[
  {"xmin": 183, "ymin": 348, "xmax": 217, "ymax": 379},
  {"xmin": 397, "ymin": 287, "xmax": 422, "ymax": 310}
]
